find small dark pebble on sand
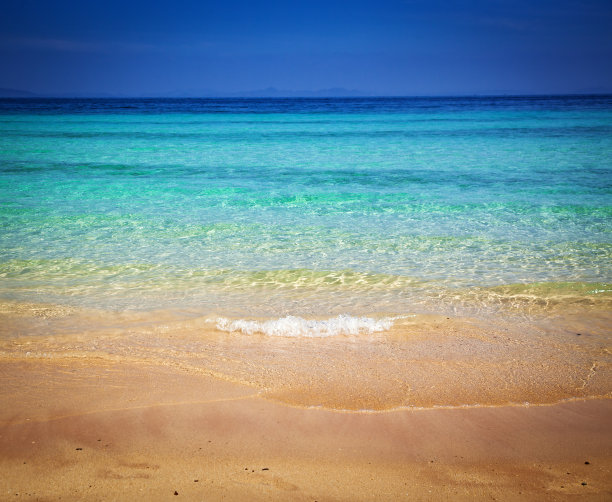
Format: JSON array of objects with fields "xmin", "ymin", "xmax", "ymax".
[
  {"xmin": 576, "ymin": 333, "xmax": 581, "ymax": 336},
  {"xmin": 194, "ymin": 480, "xmax": 198, "ymax": 482},
  {"xmin": 582, "ymin": 482, "xmax": 587, "ymax": 486},
  {"xmin": 75, "ymin": 448, "xmax": 82, "ymax": 451},
  {"xmin": 585, "ymin": 461, "xmax": 590, "ymax": 465},
  {"xmin": 174, "ymin": 490, "xmax": 179, "ymax": 495},
  {"xmin": 262, "ymin": 468, "xmax": 269, "ymax": 471}
]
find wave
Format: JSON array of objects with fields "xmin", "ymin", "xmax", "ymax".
[{"xmin": 214, "ymin": 314, "xmax": 402, "ymax": 337}]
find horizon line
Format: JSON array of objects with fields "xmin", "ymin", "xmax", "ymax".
[
  {"xmin": 2, "ymin": 92, "xmax": 612, "ymax": 99},
  {"xmin": 2, "ymin": 85, "xmax": 612, "ymax": 100}
]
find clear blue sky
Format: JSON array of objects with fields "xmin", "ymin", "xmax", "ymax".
[{"xmin": 1, "ymin": 0, "xmax": 611, "ymax": 96}]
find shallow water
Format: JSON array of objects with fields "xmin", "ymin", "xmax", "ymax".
[{"xmin": 1, "ymin": 96, "xmax": 611, "ymax": 325}]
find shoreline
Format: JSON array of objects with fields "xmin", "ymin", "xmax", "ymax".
[
  {"xmin": 1, "ymin": 304, "xmax": 610, "ymax": 410},
  {"xmin": 1, "ymin": 300, "xmax": 610, "ymax": 499}
]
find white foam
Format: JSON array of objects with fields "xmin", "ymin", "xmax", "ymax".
[{"xmin": 214, "ymin": 314, "xmax": 400, "ymax": 337}]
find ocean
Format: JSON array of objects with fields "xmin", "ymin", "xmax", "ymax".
[{"xmin": 1, "ymin": 95, "xmax": 611, "ymax": 336}]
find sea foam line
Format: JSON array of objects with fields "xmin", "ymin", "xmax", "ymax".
[{"xmin": 214, "ymin": 314, "xmax": 405, "ymax": 337}]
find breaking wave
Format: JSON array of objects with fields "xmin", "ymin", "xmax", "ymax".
[{"xmin": 214, "ymin": 314, "xmax": 402, "ymax": 337}]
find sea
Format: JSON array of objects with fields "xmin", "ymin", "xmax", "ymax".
[{"xmin": 1, "ymin": 96, "xmax": 611, "ymax": 337}]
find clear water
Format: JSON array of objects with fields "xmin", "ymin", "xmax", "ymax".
[{"xmin": 1, "ymin": 96, "xmax": 611, "ymax": 318}]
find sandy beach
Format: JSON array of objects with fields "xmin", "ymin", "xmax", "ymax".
[
  {"xmin": 0, "ymin": 359, "xmax": 611, "ymax": 501},
  {"xmin": 0, "ymin": 304, "xmax": 610, "ymax": 501}
]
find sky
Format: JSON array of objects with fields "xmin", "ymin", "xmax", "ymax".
[{"xmin": 1, "ymin": 0, "xmax": 611, "ymax": 96}]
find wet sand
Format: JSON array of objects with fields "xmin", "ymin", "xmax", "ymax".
[
  {"xmin": 1, "ymin": 305, "xmax": 610, "ymax": 411},
  {"xmin": 0, "ymin": 304, "xmax": 611, "ymax": 500}
]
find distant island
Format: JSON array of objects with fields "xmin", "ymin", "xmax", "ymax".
[
  {"xmin": 0, "ymin": 87, "xmax": 38, "ymax": 98},
  {"xmin": 158, "ymin": 87, "xmax": 372, "ymax": 98}
]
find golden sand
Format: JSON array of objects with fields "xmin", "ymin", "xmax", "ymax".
[{"xmin": 0, "ymin": 302, "xmax": 610, "ymax": 500}]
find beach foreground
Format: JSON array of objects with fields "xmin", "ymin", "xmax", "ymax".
[
  {"xmin": 0, "ymin": 360, "xmax": 610, "ymax": 501},
  {"xmin": 0, "ymin": 304, "xmax": 611, "ymax": 501},
  {"xmin": 1, "ymin": 95, "xmax": 611, "ymax": 500}
]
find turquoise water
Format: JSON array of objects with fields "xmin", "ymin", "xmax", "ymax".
[{"xmin": 1, "ymin": 97, "xmax": 611, "ymax": 318}]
